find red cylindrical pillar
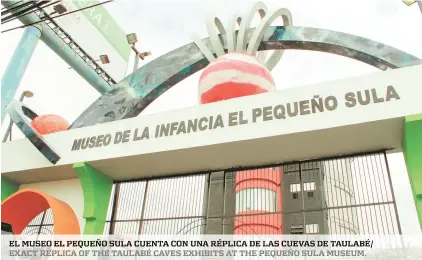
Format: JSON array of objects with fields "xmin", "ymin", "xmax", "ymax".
[
  {"xmin": 197, "ymin": 53, "xmax": 280, "ymax": 235},
  {"xmin": 234, "ymin": 168, "xmax": 283, "ymax": 234}
]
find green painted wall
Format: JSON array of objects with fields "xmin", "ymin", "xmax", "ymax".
[
  {"xmin": 73, "ymin": 162, "xmax": 113, "ymax": 234},
  {"xmin": 1, "ymin": 178, "xmax": 19, "ymax": 202},
  {"xmin": 403, "ymin": 114, "xmax": 422, "ymax": 229}
]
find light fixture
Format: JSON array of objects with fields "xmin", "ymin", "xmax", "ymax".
[
  {"xmin": 53, "ymin": 4, "xmax": 68, "ymax": 14},
  {"xmin": 140, "ymin": 51, "xmax": 152, "ymax": 56},
  {"xmin": 68, "ymin": 55, "xmax": 110, "ymax": 70},
  {"xmin": 126, "ymin": 33, "xmax": 151, "ymax": 72},
  {"xmin": 99, "ymin": 55, "xmax": 110, "ymax": 64},
  {"xmin": 139, "ymin": 51, "xmax": 152, "ymax": 59},
  {"xmin": 403, "ymin": 0, "xmax": 417, "ymax": 6},
  {"xmin": 403, "ymin": 0, "xmax": 422, "ymax": 13},
  {"xmin": 23, "ymin": 90, "xmax": 34, "ymax": 98},
  {"xmin": 126, "ymin": 33, "xmax": 138, "ymax": 45}
]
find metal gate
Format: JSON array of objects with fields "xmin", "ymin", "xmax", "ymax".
[
  {"xmin": 23, "ymin": 151, "xmax": 401, "ymax": 235},
  {"xmin": 101, "ymin": 151, "xmax": 401, "ymax": 235}
]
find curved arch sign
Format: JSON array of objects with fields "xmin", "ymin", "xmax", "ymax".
[
  {"xmin": 70, "ymin": 26, "xmax": 422, "ymax": 129},
  {"xmin": 6, "ymin": 24, "xmax": 422, "ymax": 164}
]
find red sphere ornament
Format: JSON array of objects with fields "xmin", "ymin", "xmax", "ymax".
[
  {"xmin": 199, "ymin": 53, "xmax": 276, "ymax": 104},
  {"xmin": 31, "ymin": 114, "xmax": 69, "ymax": 135}
]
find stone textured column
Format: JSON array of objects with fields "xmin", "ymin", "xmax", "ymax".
[
  {"xmin": 223, "ymin": 172, "xmax": 236, "ymax": 234},
  {"xmin": 205, "ymin": 171, "xmax": 236, "ymax": 234},
  {"xmin": 206, "ymin": 171, "xmax": 225, "ymax": 234}
]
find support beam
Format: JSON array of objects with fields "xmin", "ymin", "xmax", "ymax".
[
  {"xmin": 206, "ymin": 171, "xmax": 225, "ymax": 234},
  {"xmin": 205, "ymin": 171, "xmax": 236, "ymax": 234},
  {"xmin": 1, "ymin": 177, "xmax": 19, "ymax": 202},
  {"xmin": 1, "ymin": 25, "xmax": 41, "ymax": 124},
  {"xmin": 1, "ymin": 1, "xmax": 112, "ymax": 97},
  {"xmin": 403, "ymin": 114, "xmax": 422, "ymax": 230},
  {"xmin": 73, "ymin": 162, "xmax": 113, "ymax": 234},
  {"xmin": 223, "ymin": 172, "xmax": 236, "ymax": 234}
]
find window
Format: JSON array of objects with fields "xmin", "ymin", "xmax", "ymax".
[
  {"xmin": 303, "ymin": 182, "xmax": 316, "ymax": 191},
  {"xmin": 307, "ymin": 191, "xmax": 314, "ymax": 198},
  {"xmin": 290, "ymin": 183, "xmax": 301, "ymax": 192},
  {"xmin": 291, "ymin": 225, "xmax": 304, "ymax": 234},
  {"xmin": 235, "ymin": 188, "xmax": 277, "ymax": 213},
  {"xmin": 306, "ymin": 224, "xmax": 319, "ymax": 234},
  {"xmin": 292, "ymin": 193, "xmax": 299, "ymax": 199}
]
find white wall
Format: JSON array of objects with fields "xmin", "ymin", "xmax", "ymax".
[
  {"xmin": 387, "ymin": 152, "xmax": 421, "ymax": 235},
  {"xmin": 19, "ymin": 179, "xmax": 85, "ymax": 233}
]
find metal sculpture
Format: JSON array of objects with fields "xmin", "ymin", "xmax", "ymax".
[
  {"xmin": 192, "ymin": 2, "xmax": 292, "ymax": 71},
  {"xmin": 69, "ymin": 25, "xmax": 421, "ymax": 129},
  {"xmin": 7, "ymin": 99, "xmax": 60, "ymax": 164},
  {"xmin": 195, "ymin": 2, "xmax": 289, "ymax": 104},
  {"xmin": 6, "ymin": 2, "xmax": 422, "ymax": 165},
  {"xmin": 1, "ymin": 189, "xmax": 80, "ymax": 235}
]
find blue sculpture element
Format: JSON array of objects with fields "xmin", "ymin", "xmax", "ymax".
[
  {"xmin": 1, "ymin": 26, "xmax": 41, "ymax": 124},
  {"xmin": 1, "ymin": 0, "xmax": 112, "ymax": 98},
  {"xmin": 6, "ymin": 100, "xmax": 60, "ymax": 164}
]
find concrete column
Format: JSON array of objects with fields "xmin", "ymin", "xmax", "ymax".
[
  {"xmin": 200, "ymin": 175, "xmax": 209, "ymax": 234},
  {"xmin": 1, "ymin": 25, "xmax": 41, "ymax": 124},
  {"xmin": 403, "ymin": 114, "xmax": 422, "ymax": 230},
  {"xmin": 73, "ymin": 162, "xmax": 113, "ymax": 234},
  {"xmin": 223, "ymin": 172, "xmax": 236, "ymax": 234},
  {"xmin": 206, "ymin": 171, "xmax": 225, "ymax": 234}
]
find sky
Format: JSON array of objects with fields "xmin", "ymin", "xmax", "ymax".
[{"xmin": 1, "ymin": 0, "xmax": 421, "ymax": 234}]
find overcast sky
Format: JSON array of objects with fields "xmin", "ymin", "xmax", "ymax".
[{"xmin": 1, "ymin": 0, "xmax": 421, "ymax": 234}]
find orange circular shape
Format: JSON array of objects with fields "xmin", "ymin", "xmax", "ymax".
[
  {"xmin": 199, "ymin": 53, "xmax": 276, "ymax": 104},
  {"xmin": 1, "ymin": 189, "xmax": 80, "ymax": 235},
  {"xmin": 31, "ymin": 114, "xmax": 69, "ymax": 135}
]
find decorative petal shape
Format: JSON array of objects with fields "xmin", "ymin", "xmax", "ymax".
[
  {"xmin": 236, "ymin": 1, "xmax": 268, "ymax": 53},
  {"xmin": 193, "ymin": 1, "xmax": 292, "ymax": 71},
  {"xmin": 247, "ymin": 8, "xmax": 292, "ymax": 70}
]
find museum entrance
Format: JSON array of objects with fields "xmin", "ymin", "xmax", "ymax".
[{"xmin": 101, "ymin": 151, "xmax": 401, "ymax": 236}]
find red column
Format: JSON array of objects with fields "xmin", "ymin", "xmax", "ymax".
[{"xmin": 234, "ymin": 168, "xmax": 283, "ymax": 234}]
